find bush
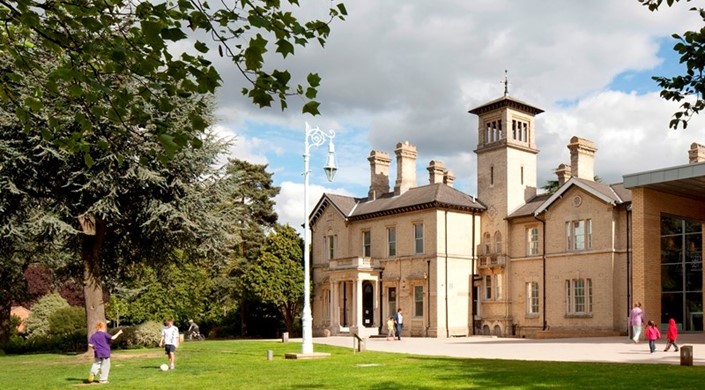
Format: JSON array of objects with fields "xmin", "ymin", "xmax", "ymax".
[
  {"xmin": 25, "ymin": 293, "xmax": 69, "ymax": 338},
  {"xmin": 10, "ymin": 315, "xmax": 22, "ymax": 337},
  {"xmin": 112, "ymin": 321, "xmax": 162, "ymax": 349},
  {"xmin": 134, "ymin": 321, "xmax": 162, "ymax": 348},
  {"xmin": 3, "ymin": 333, "xmax": 87, "ymax": 354},
  {"xmin": 48, "ymin": 307, "xmax": 86, "ymax": 337}
]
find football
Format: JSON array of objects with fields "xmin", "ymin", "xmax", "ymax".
[{"xmin": 160, "ymin": 364, "xmax": 169, "ymax": 371}]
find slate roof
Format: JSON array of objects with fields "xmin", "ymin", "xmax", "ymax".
[
  {"xmin": 310, "ymin": 183, "xmax": 485, "ymax": 225},
  {"xmin": 506, "ymin": 193, "xmax": 552, "ymax": 219},
  {"xmin": 468, "ymin": 95, "xmax": 544, "ymax": 116},
  {"xmin": 532, "ymin": 177, "xmax": 632, "ymax": 216}
]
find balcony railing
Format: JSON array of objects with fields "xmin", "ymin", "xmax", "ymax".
[
  {"xmin": 477, "ymin": 255, "xmax": 506, "ymax": 269},
  {"xmin": 330, "ymin": 256, "xmax": 375, "ymax": 270}
]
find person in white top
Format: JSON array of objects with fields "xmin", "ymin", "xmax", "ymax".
[
  {"xmin": 159, "ymin": 318, "xmax": 179, "ymax": 369},
  {"xmin": 393, "ymin": 308, "xmax": 404, "ymax": 340}
]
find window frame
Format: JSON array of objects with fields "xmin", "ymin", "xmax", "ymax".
[
  {"xmin": 485, "ymin": 275, "xmax": 492, "ymax": 300},
  {"xmin": 526, "ymin": 282, "xmax": 539, "ymax": 314},
  {"xmin": 387, "ymin": 226, "xmax": 396, "ymax": 257},
  {"xmin": 527, "ymin": 227, "xmax": 539, "ymax": 256},
  {"xmin": 362, "ymin": 230, "xmax": 371, "ymax": 257},
  {"xmin": 414, "ymin": 223, "xmax": 424, "ymax": 254},
  {"xmin": 565, "ymin": 278, "xmax": 593, "ymax": 315},
  {"xmin": 566, "ymin": 219, "xmax": 592, "ymax": 251},
  {"xmin": 414, "ymin": 285, "xmax": 424, "ymax": 317},
  {"xmin": 326, "ymin": 235, "xmax": 335, "ymax": 260}
]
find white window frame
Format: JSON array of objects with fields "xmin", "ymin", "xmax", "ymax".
[
  {"xmin": 414, "ymin": 285, "xmax": 424, "ymax": 317},
  {"xmin": 326, "ymin": 235, "xmax": 335, "ymax": 260},
  {"xmin": 566, "ymin": 219, "xmax": 592, "ymax": 251},
  {"xmin": 526, "ymin": 282, "xmax": 539, "ymax": 314},
  {"xmin": 494, "ymin": 274, "xmax": 501, "ymax": 300},
  {"xmin": 565, "ymin": 278, "xmax": 592, "ymax": 315},
  {"xmin": 527, "ymin": 227, "xmax": 539, "ymax": 256},
  {"xmin": 414, "ymin": 223, "xmax": 424, "ymax": 254},
  {"xmin": 387, "ymin": 227, "xmax": 396, "ymax": 257},
  {"xmin": 485, "ymin": 275, "xmax": 492, "ymax": 300},
  {"xmin": 362, "ymin": 230, "xmax": 371, "ymax": 257}
]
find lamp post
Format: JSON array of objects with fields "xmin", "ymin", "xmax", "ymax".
[{"xmin": 302, "ymin": 122, "xmax": 336, "ymax": 354}]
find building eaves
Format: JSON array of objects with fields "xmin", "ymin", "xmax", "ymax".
[{"xmin": 533, "ymin": 177, "xmax": 621, "ymax": 215}]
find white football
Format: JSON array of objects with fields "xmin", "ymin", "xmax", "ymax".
[{"xmin": 160, "ymin": 364, "xmax": 169, "ymax": 371}]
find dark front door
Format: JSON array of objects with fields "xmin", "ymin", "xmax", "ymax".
[{"xmin": 362, "ymin": 281, "xmax": 374, "ymax": 327}]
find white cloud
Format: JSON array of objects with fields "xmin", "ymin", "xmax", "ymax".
[
  {"xmin": 203, "ymin": 0, "xmax": 705, "ymax": 204},
  {"xmin": 275, "ymin": 181, "xmax": 355, "ymax": 235}
]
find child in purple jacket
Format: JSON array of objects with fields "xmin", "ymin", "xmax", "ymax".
[{"xmin": 88, "ymin": 321, "xmax": 123, "ymax": 384}]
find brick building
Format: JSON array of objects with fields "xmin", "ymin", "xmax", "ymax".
[{"xmin": 309, "ymin": 93, "xmax": 704, "ymax": 338}]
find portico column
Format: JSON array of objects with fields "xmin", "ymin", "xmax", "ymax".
[
  {"xmin": 355, "ymin": 278, "xmax": 363, "ymax": 330},
  {"xmin": 330, "ymin": 280, "xmax": 337, "ymax": 329}
]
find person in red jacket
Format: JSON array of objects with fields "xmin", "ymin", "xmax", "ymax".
[{"xmin": 663, "ymin": 318, "xmax": 679, "ymax": 352}]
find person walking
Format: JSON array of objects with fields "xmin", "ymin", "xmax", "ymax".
[
  {"xmin": 645, "ymin": 320, "xmax": 661, "ymax": 353},
  {"xmin": 159, "ymin": 318, "xmax": 179, "ymax": 369},
  {"xmin": 629, "ymin": 302, "xmax": 645, "ymax": 343},
  {"xmin": 663, "ymin": 318, "xmax": 679, "ymax": 352},
  {"xmin": 87, "ymin": 321, "xmax": 123, "ymax": 384},
  {"xmin": 393, "ymin": 308, "xmax": 403, "ymax": 340},
  {"xmin": 386, "ymin": 316, "xmax": 395, "ymax": 341}
]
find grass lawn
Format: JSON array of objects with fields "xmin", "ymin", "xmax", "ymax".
[{"xmin": 1, "ymin": 340, "xmax": 704, "ymax": 389}]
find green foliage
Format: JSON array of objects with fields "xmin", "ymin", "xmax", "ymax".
[
  {"xmin": 639, "ymin": 0, "xmax": 705, "ymax": 129},
  {"xmin": 24, "ymin": 293, "xmax": 69, "ymax": 338},
  {"xmin": 48, "ymin": 306, "xmax": 86, "ymax": 337},
  {"xmin": 242, "ymin": 224, "xmax": 304, "ymax": 333},
  {"xmin": 111, "ymin": 321, "xmax": 161, "ymax": 349},
  {"xmin": 2, "ymin": 333, "xmax": 86, "ymax": 354},
  {"xmin": 0, "ymin": 0, "xmax": 346, "ymax": 164},
  {"xmin": 9, "ymin": 315, "xmax": 21, "ymax": 336}
]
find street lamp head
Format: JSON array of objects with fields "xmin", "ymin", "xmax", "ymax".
[{"xmin": 323, "ymin": 137, "xmax": 337, "ymax": 182}]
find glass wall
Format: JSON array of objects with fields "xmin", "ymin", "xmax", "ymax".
[{"xmin": 661, "ymin": 215, "xmax": 703, "ymax": 331}]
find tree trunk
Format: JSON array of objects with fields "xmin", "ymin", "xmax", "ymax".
[
  {"xmin": 239, "ymin": 296, "xmax": 247, "ymax": 337},
  {"xmin": 81, "ymin": 217, "xmax": 107, "ymax": 343},
  {"xmin": 282, "ymin": 302, "xmax": 295, "ymax": 336},
  {"xmin": 0, "ymin": 300, "xmax": 12, "ymax": 344}
]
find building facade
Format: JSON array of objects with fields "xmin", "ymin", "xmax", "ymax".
[{"xmin": 310, "ymin": 93, "xmax": 704, "ymax": 338}]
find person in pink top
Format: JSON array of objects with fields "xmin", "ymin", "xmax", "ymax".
[
  {"xmin": 645, "ymin": 320, "xmax": 661, "ymax": 353},
  {"xmin": 629, "ymin": 302, "xmax": 645, "ymax": 343},
  {"xmin": 663, "ymin": 318, "xmax": 679, "ymax": 352}
]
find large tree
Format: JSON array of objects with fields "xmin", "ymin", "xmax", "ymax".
[
  {"xmin": 242, "ymin": 224, "xmax": 304, "ymax": 335},
  {"xmin": 0, "ymin": 0, "xmax": 346, "ymax": 162},
  {"xmin": 219, "ymin": 159, "xmax": 279, "ymax": 336},
  {"xmin": 639, "ymin": 0, "xmax": 705, "ymax": 129}
]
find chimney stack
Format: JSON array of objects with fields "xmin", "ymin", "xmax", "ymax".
[
  {"xmin": 368, "ymin": 150, "xmax": 391, "ymax": 199},
  {"xmin": 427, "ymin": 160, "xmax": 445, "ymax": 185},
  {"xmin": 567, "ymin": 136, "xmax": 597, "ymax": 181},
  {"xmin": 443, "ymin": 170, "xmax": 455, "ymax": 187},
  {"xmin": 394, "ymin": 141, "xmax": 417, "ymax": 195},
  {"xmin": 555, "ymin": 163, "xmax": 572, "ymax": 186},
  {"xmin": 689, "ymin": 142, "xmax": 705, "ymax": 164}
]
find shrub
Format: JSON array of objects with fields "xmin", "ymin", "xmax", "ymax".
[
  {"xmin": 25, "ymin": 293, "xmax": 69, "ymax": 338},
  {"xmin": 134, "ymin": 321, "xmax": 162, "ymax": 348},
  {"xmin": 3, "ymin": 333, "xmax": 87, "ymax": 354},
  {"xmin": 10, "ymin": 315, "xmax": 22, "ymax": 337},
  {"xmin": 48, "ymin": 307, "xmax": 86, "ymax": 337}
]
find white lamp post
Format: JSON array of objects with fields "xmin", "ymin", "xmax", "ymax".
[{"xmin": 302, "ymin": 122, "xmax": 336, "ymax": 354}]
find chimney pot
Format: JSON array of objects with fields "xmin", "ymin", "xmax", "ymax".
[
  {"xmin": 567, "ymin": 136, "xmax": 597, "ymax": 181},
  {"xmin": 427, "ymin": 160, "xmax": 446, "ymax": 184},
  {"xmin": 443, "ymin": 170, "xmax": 455, "ymax": 187},
  {"xmin": 555, "ymin": 163, "xmax": 572, "ymax": 186},
  {"xmin": 394, "ymin": 141, "xmax": 417, "ymax": 195},
  {"xmin": 689, "ymin": 142, "xmax": 705, "ymax": 164}
]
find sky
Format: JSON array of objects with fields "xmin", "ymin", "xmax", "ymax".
[{"xmin": 205, "ymin": 1, "xmax": 705, "ymax": 230}]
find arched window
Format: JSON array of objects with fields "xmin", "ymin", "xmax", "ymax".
[
  {"xmin": 494, "ymin": 231, "xmax": 502, "ymax": 254},
  {"xmin": 483, "ymin": 232, "xmax": 491, "ymax": 255}
]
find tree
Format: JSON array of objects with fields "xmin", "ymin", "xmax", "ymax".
[
  {"xmin": 242, "ymin": 224, "xmax": 304, "ymax": 334},
  {"xmin": 0, "ymin": 0, "xmax": 346, "ymax": 162},
  {"xmin": 24, "ymin": 293, "xmax": 69, "ymax": 338},
  {"xmin": 1, "ymin": 100, "xmax": 239, "ymax": 341},
  {"xmin": 639, "ymin": 0, "xmax": 705, "ymax": 129},
  {"xmin": 541, "ymin": 179, "xmax": 560, "ymax": 195},
  {"xmin": 219, "ymin": 159, "xmax": 279, "ymax": 336}
]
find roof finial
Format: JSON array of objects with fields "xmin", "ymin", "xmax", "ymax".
[{"xmin": 502, "ymin": 69, "xmax": 509, "ymax": 96}]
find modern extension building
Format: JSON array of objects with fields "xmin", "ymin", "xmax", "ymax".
[{"xmin": 309, "ymin": 92, "xmax": 705, "ymax": 338}]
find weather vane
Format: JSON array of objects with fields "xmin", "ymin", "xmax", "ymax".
[{"xmin": 501, "ymin": 69, "xmax": 510, "ymax": 96}]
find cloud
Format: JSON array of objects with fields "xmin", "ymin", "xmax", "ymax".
[
  {"xmin": 275, "ymin": 181, "xmax": 355, "ymax": 235},
  {"xmin": 206, "ymin": 0, "xmax": 705, "ymax": 203}
]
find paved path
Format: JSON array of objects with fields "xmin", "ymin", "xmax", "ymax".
[{"xmin": 312, "ymin": 334, "xmax": 705, "ymax": 365}]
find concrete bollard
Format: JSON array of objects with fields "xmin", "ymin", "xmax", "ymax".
[
  {"xmin": 282, "ymin": 332, "xmax": 289, "ymax": 343},
  {"xmin": 267, "ymin": 350, "xmax": 273, "ymax": 361},
  {"xmin": 680, "ymin": 345, "xmax": 693, "ymax": 366}
]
